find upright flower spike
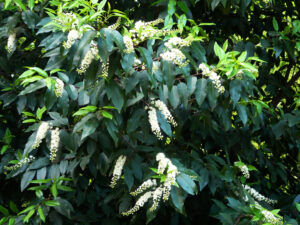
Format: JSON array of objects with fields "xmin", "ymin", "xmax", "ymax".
[
  {"xmin": 123, "ymin": 35, "xmax": 134, "ymax": 53},
  {"xmin": 262, "ymin": 210, "xmax": 281, "ymax": 224},
  {"xmin": 50, "ymin": 128, "xmax": 60, "ymax": 162},
  {"xmin": 76, "ymin": 41, "xmax": 99, "ymax": 74},
  {"xmin": 110, "ymin": 155, "xmax": 127, "ymax": 188},
  {"xmin": 239, "ymin": 165, "xmax": 250, "ymax": 179},
  {"xmin": 121, "ymin": 191, "xmax": 153, "ymax": 216},
  {"xmin": 63, "ymin": 29, "xmax": 80, "ymax": 49},
  {"xmin": 32, "ymin": 122, "xmax": 50, "ymax": 149},
  {"xmin": 7, "ymin": 32, "xmax": 17, "ymax": 53},
  {"xmin": 54, "ymin": 78, "xmax": 64, "ymax": 97},
  {"xmin": 147, "ymin": 107, "xmax": 163, "ymax": 140}
]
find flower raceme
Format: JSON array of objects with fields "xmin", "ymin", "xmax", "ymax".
[
  {"xmin": 122, "ymin": 153, "xmax": 179, "ymax": 216},
  {"xmin": 199, "ymin": 63, "xmax": 225, "ymax": 93},
  {"xmin": 147, "ymin": 100, "xmax": 177, "ymax": 140},
  {"xmin": 110, "ymin": 155, "xmax": 127, "ymax": 188},
  {"xmin": 4, "ymin": 155, "xmax": 35, "ymax": 171},
  {"xmin": 63, "ymin": 29, "xmax": 80, "ymax": 49},
  {"xmin": 32, "ymin": 122, "xmax": 51, "ymax": 149},
  {"xmin": 76, "ymin": 41, "xmax": 99, "ymax": 75},
  {"xmin": 50, "ymin": 128, "xmax": 60, "ymax": 162},
  {"xmin": 54, "ymin": 78, "xmax": 64, "ymax": 97},
  {"xmin": 243, "ymin": 184, "xmax": 278, "ymax": 205},
  {"xmin": 7, "ymin": 32, "xmax": 17, "ymax": 53}
]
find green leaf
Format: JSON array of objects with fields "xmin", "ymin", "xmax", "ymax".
[
  {"xmin": 0, "ymin": 205, "xmax": 9, "ymax": 216},
  {"xmin": 106, "ymin": 82, "xmax": 124, "ymax": 113},
  {"xmin": 9, "ymin": 201, "xmax": 19, "ymax": 213},
  {"xmin": 81, "ymin": 118, "xmax": 99, "ymax": 140},
  {"xmin": 236, "ymin": 104, "xmax": 247, "ymax": 126},
  {"xmin": 8, "ymin": 218, "xmax": 14, "ymax": 225},
  {"xmin": 37, "ymin": 207, "xmax": 45, "ymax": 223},
  {"xmin": 19, "ymin": 80, "xmax": 46, "ymax": 96},
  {"xmin": 207, "ymin": 80, "xmax": 218, "ymax": 110},
  {"xmin": 101, "ymin": 110, "xmax": 113, "ymax": 119},
  {"xmin": 169, "ymin": 86, "xmax": 180, "ymax": 109},
  {"xmin": 73, "ymin": 105, "xmax": 97, "ymax": 117},
  {"xmin": 214, "ymin": 42, "xmax": 225, "ymax": 59},
  {"xmin": 170, "ymin": 187, "xmax": 185, "ymax": 214},
  {"xmin": 51, "ymin": 183, "xmax": 58, "ymax": 198},
  {"xmin": 5, "ymin": 0, "xmax": 13, "ymax": 8},
  {"xmin": 176, "ymin": 173, "xmax": 197, "ymax": 195},
  {"xmin": 187, "ymin": 76, "xmax": 197, "ymax": 96},
  {"xmin": 36, "ymin": 106, "xmax": 47, "ymax": 120},
  {"xmin": 28, "ymin": 0, "xmax": 35, "ymax": 10},
  {"xmin": 23, "ymin": 119, "xmax": 37, "ymax": 124},
  {"xmin": 29, "ymin": 158, "xmax": 50, "ymax": 170},
  {"xmin": 23, "ymin": 209, "xmax": 35, "ymax": 223},
  {"xmin": 26, "ymin": 67, "xmax": 47, "ymax": 78},
  {"xmin": 272, "ymin": 17, "xmax": 279, "ymax": 31},
  {"xmin": 44, "ymin": 200, "xmax": 60, "ymax": 207},
  {"xmin": 57, "ymin": 185, "xmax": 73, "ymax": 192},
  {"xmin": 14, "ymin": 0, "xmax": 26, "ymax": 10},
  {"xmin": 21, "ymin": 170, "xmax": 36, "ymax": 192},
  {"xmin": 138, "ymin": 47, "xmax": 153, "ymax": 74},
  {"xmin": 195, "ymin": 78, "xmax": 207, "ymax": 106}
]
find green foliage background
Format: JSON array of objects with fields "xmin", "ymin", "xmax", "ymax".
[{"xmin": 0, "ymin": 0, "xmax": 299, "ymax": 224}]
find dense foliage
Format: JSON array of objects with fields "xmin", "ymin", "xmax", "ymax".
[{"xmin": 0, "ymin": 0, "xmax": 299, "ymax": 224}]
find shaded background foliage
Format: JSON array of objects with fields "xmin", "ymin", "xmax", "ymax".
[{"xmin": 0, "ymin": 0, "xmax": 299, "ymax": 224}]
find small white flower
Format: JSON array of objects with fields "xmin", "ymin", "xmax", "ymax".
[
  {"xmin": 63, "ymin": 30, "xmax": 80, "ymax": 49},
  {"xmin": 160, "ymin": 48, "xmax": 189, "ymax": 67},
  {"xmin": 134, "ymin": 21, "xmax": 145, "ymax": 30},
  {"xmin": 148, "ymin": 107, "xmax": 163, "ymax": 140},
  {"xmin": 122, "ymin": 191, "xmax": 153, "ymax": 216},
  {"xmin": 130, "ymin": 179, "xmax": 157, "ymax": 196},
  {"xmin": 77, "ymin": 41, "xmax": 99, "ymax": 74},
  {"xmin": 7, "ymin": 32, "xmax": 17, "ymax": 53},
  {"xmin": 123, "ymin": 35, "xmax": 134, "ymax": 53},
  {"xmin": 32, "ymin": 122, "xmax": 50, "ymax": 149},
  {"xmin": 110, "ymin": 155, "xmax": 127, "ymax": 188},
  {"xmin": 54, "ymin": 78, "xmax": 64, "ymax": 97},
  {"xmin": 50, "ymin": 128, "xmax": 60, "ymax": 162}
]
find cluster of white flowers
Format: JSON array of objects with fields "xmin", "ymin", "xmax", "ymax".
[
  {"xmin": 32, "ymin": 122, "xmax": 50, "ymax": 149},
  {"xmin": 7, "ymin": 32, "xmax": 17, "ymax": 53},
  {"xmin": 130, "ymin": 179, "xmax": 157, "ymax": 196},
  {"xmin": 50, "ymin": 128, "xmax": 60, "ymax": 162},
  {"xmin": 148, "ymin": 106, "xmax": 163, "ymax": 140},
  {"xmin": 110, "ymin": 155, "xmax": 127, "ymax": 188},
  {"xmin": 134, "ymin": 57, "xmax": 142, "ymax": 66},
  {"xmin": 63, "ymin": 30, "xmax": 80, "ymax": 49},
  {"xmin": 122, "ymin": 153, "xmax": 179, "ymax": 216},
  {"xmin": 76, "ymin": 41, "xmax": 99, "ymax": 74},
  {"xmin": 156, "ymin": 153, "xmax": 179, "ymax": 201},
  {"xmin": 243, "ymin": 184, "xmax": 278, "ymax": 205},
  {"xmin": 152, "ymin": 100, "xmax": 177, "ymax": 127},
  {"xmin": 4, "ymin": 155, "xmax": 35, "ymax": 171},
  {"xmin": 147, "ymin": 100, "xmax": 177, "ymax": 140},
  {"xmin": 160, "ymin": 48, "xmax": 189, "ymax": 67},
  {"xmin": 165, "ymin": 37, "xmax": 191, "ymax": 49},
  {"xmin": 262, "ymin": 210, "xmax": 281, "ymax": 224},
  {"xmin": 54, "ymin": 78, "xmax": 64, "ymax": 97},
  {"xmin": 122, "ymin": 191, "xmax": 153, "ymax": 216},
  {"xmin": 129, "ymin": 18, "xmax": 177, "ymax": 44},
  {"xmin": 100, "ymin": 61, "xmax": 109, "ymax": 79},
  {"xmin": 239, "ymin": 165, "xmax": 250, "ymax": 179},
  {"xmin": 199, "ymin": 63, "xmax": 225, "ymax": 93},
  {"xmin": 123, "ymin": 35, "xmax": 134, "ymax": 53},
  {"xmin": 150, "ymin": 186, "xmax": 163, "ymax": 211}
]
